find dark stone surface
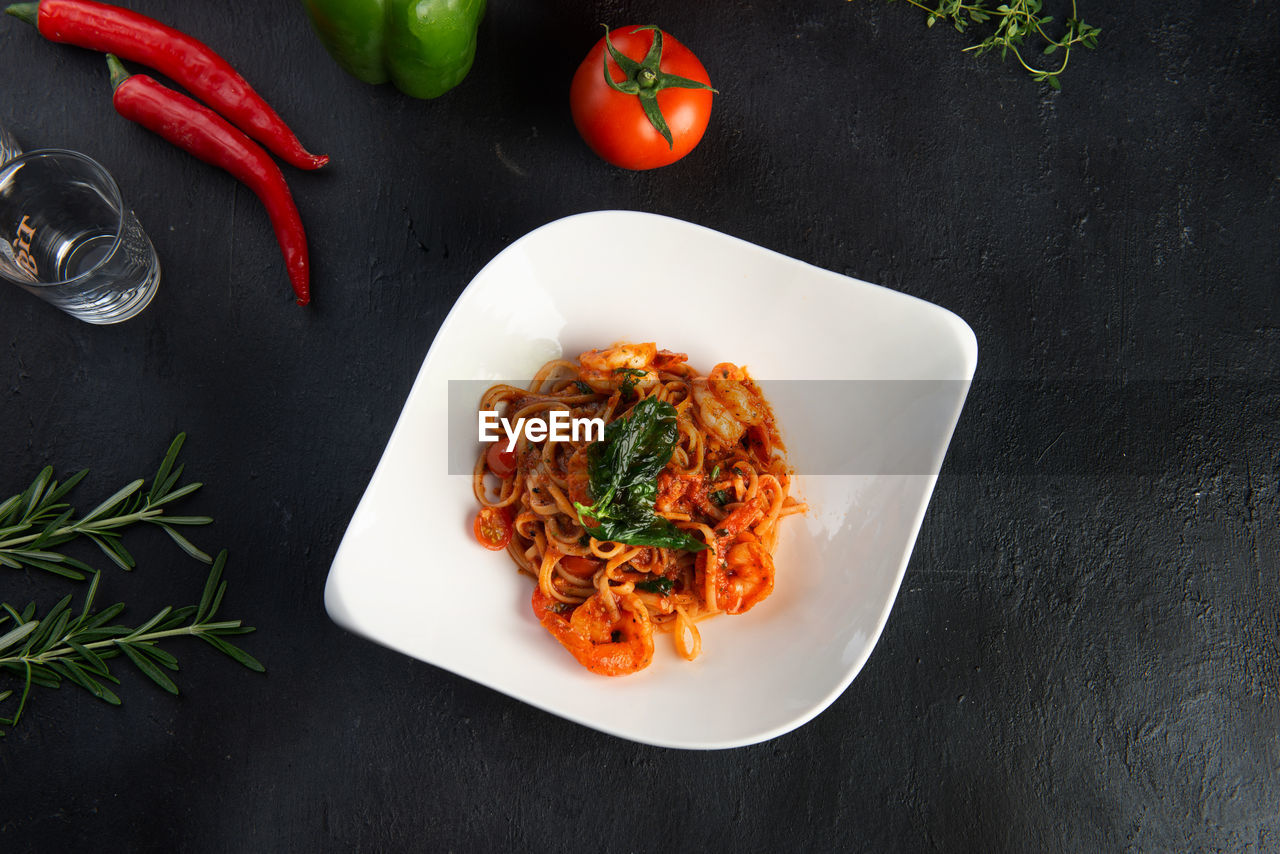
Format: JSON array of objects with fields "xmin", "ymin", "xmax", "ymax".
[{"xmin": 1, "ymin": 1, "xmax": 1276, "ymax": 850}]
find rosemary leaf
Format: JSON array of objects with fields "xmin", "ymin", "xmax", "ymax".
[
  {"xmin": 83, "ymin": 602, "xmax": 126, "ymax": 630},
  {"xmin": 10, "ymin": 557, "xmax": 86, "ymax": 581},
  {"xmin": 198, "ymin": 635, "xmax": 265, "ymax": 673},
  {"xmin": 26, "ymin": 665, "xmax": 60, "ymax": 689},
  {"xmin": 135, "ymin": 642, "xmax": 180, "ymax": 672},
  {"xmin": 0, "ymin": 554, "xmax": 264, "ymax": 734},
  {"xmin": 160, "ymin": 526, "xmax": 214, "ymax": 564},
  {"xmin": 66, "ymin": 640, "xmax": 110, "ymax": 676},
  {"xmin": 0, "ymin": 494, "xmax": 23, "ymax": 524},
  {"xmin": 79, "ymin": 479, "xmax": 145, "ymax": 525},
  {"xmin": 119, "ymin": 643, "xmax": 179, "ymax": 695},
  {"xmin": 147, "ymin": 482, "xmax": 202, "ymax": 508},
  {"xmin": 43, "ymin": 468, "xmax": 88, "ymax": 507},
  {"xmin": 125, "ymin": 606, "xmax": 173, "ymax": 640},
  {"xmin": 195, "ymin": 552, "xmax": 225, "ymax": 622},
  {"xmin": 0, "ymin": 433, "xmax": 213, "ymax": 579},
  {"xmin": 157, "ymin": 605, "xmax": 198, "ymax": 632},
  {"xmin": 0, "ymin": 620, "xmax": 38, "ymax": 654},
  {"xmin": 147, "ymin": 435, "xmax": 184, "ymax": 504}
]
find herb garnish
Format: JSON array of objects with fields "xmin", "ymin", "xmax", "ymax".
[
  {"xmin": 0, "ymin": 553, "xmax": 262, "ymax": 735},
  {"xmin": 0, "ymin": 434, "xmax": 211, "ymax": 578},
  {"xmin": 710, "ymin": 489, "xmax": 732, "ymax": 507},
  {"xmin": 635, "ymin": 577, "xmax": 675, "ymax": 596},
  {"xmin": 574, "ymin": 380, "xmax": 593, "ymax": 395},
  {"xmin": 0, "ymin": 436, "xmax": 263, "ymax": 736},
  {"xmin": 572, "ymin": 397, "xmax": 708, "ymax": 552},
  {"xmin": 865, "ymin": 0, "xmax": 1100, "ymax": 89},
  {"xmin": 613, "ymin": 367, "xmax": 648, "ymax": 398}
]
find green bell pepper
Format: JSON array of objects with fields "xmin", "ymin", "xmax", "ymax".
[{"xmin": 302, "ymin": 0, "xmax": 485, "ymax": 99}]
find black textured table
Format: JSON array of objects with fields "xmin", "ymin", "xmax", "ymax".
[{"xmin": 2, "ymin": 1, "xmax": 1277, "ymax": 850}]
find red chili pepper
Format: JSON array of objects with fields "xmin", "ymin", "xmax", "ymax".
[
  {"xmin": 106, "ymin": 55, "xmax": 310, "ymax": 306},
  {"xmin": 6, "ymin": 0, "xmax": 328, "ymax": 171}
]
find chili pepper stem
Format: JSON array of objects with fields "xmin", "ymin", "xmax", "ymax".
[
  {"xmin": 106, "ymin": 52, "xmax": 128, "ymax": 90},
  {"xmin": 5, "ymin": 3, "xmax": 39, "ymax": 25}
]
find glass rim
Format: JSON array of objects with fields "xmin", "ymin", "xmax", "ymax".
[{"xmin": 0, "ymin": 148, "xmax": 127, "ymax": 289}]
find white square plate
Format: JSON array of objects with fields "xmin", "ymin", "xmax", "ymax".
[{"xmin": 325, "ymin": 211, "xmax": 977, "ymax": 749}]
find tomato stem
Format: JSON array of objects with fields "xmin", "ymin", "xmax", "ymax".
[{"xmin": 600, "ymin": 24, "xmax": 716, "ymax": 150}]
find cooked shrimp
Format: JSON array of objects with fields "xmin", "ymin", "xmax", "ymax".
[
  {"xmin": 700, "ymin": 538, "xmax": 774, "ymax": 615},
  {"xmin": 532, "ymin": 588, "xmax": 654, "ymax": 676},
  {"xmin": 578, "ymin": 343, "xmax": 659, "ymax": 393},
  {"xmin": 690, "ymin": 362, "xmax": 767, "ymax": 447},
  {"xmin": 652, "ymin": 349, "xmax": 689, "ymax": 372},
  {"xmin": 715, "ymin": 502, "xmax": 764, "ymax": 541}
]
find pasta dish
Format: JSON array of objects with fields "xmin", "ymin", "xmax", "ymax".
[{"xmin": 471, "ymin": 343, "xmax": 804, "ymax": 675}]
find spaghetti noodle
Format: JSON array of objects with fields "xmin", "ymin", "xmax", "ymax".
[{"xmin": 472, "ymin": 343, "xmax": 805, "ymax": 676}]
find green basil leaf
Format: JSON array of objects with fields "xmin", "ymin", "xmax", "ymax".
[
  {"xmin": 573, "ymin": 397, "xmax": 706, "ymax": 552},
  {"xmin": 591, "ymin": 514, "xmax": 706, "ymax": 552},
  {"xmin": 635, "ymin": 577, "xmax": 675, "ymax": 596},
  {"xmin": 587, "ymin": 397, "xmax": 679, "ymax": 501}
]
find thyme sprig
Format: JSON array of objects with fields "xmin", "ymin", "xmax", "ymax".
[
  {"xmin": 0, "ymin": 551, "xmax": 263, "ymax": 735},
  {"xmin": 0, "ymin": 433, "xmax": 211, "ymax": 579},
  {"xmin": 865, "ymin": 0, "xmax": 1100, "ymax": 88}
]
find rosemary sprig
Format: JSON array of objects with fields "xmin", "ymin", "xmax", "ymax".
[
  {"xmin": 864, "ymin": 0, "xmax": 1101, "ymax": 88},
  {"xmin": 0, "ymin": 550, "xmax": 263, "ymax": 735},
  {"xmin": 0, "ymin": 433, "xmax": 212, "ymax": 579}
]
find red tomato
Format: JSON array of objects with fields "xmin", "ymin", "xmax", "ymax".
[
  {"xmin": 485, "ymin": 442, "xmax": 517, "ymax": 478},
  {"xmin": 560, "ymin": 556, "xmax": 602, "ymax": 579},
  {"xmin": 474, "ymin": 506, "xmax": 513, "ymax": 551},
  {"xmin": 570, "ymin": 25, "xmax": 714, "ymax": 170}
]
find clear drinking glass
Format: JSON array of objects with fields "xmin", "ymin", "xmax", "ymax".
[
  {"xmin": 0, "ymin": 149, "xmax": 160, "ymax": 324},
  {"xmin": 0, "ymin": 123, "xmax": 20, "ymax": 166}
]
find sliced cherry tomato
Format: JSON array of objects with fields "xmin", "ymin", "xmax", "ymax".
[
  {"xmin": 473, "ymin": 506, "xmax": 513, "ymax": 550},
  {"xmin": 560, "ymin": 555, "xmax": 602, "ymax": 579},
  {"xmin": 570, "ymin": 25, "xmax": 714, "ymax": 170},
  {"xmin": 485, "ymin": 442, "xmax": 517, "ymax": 478}
]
